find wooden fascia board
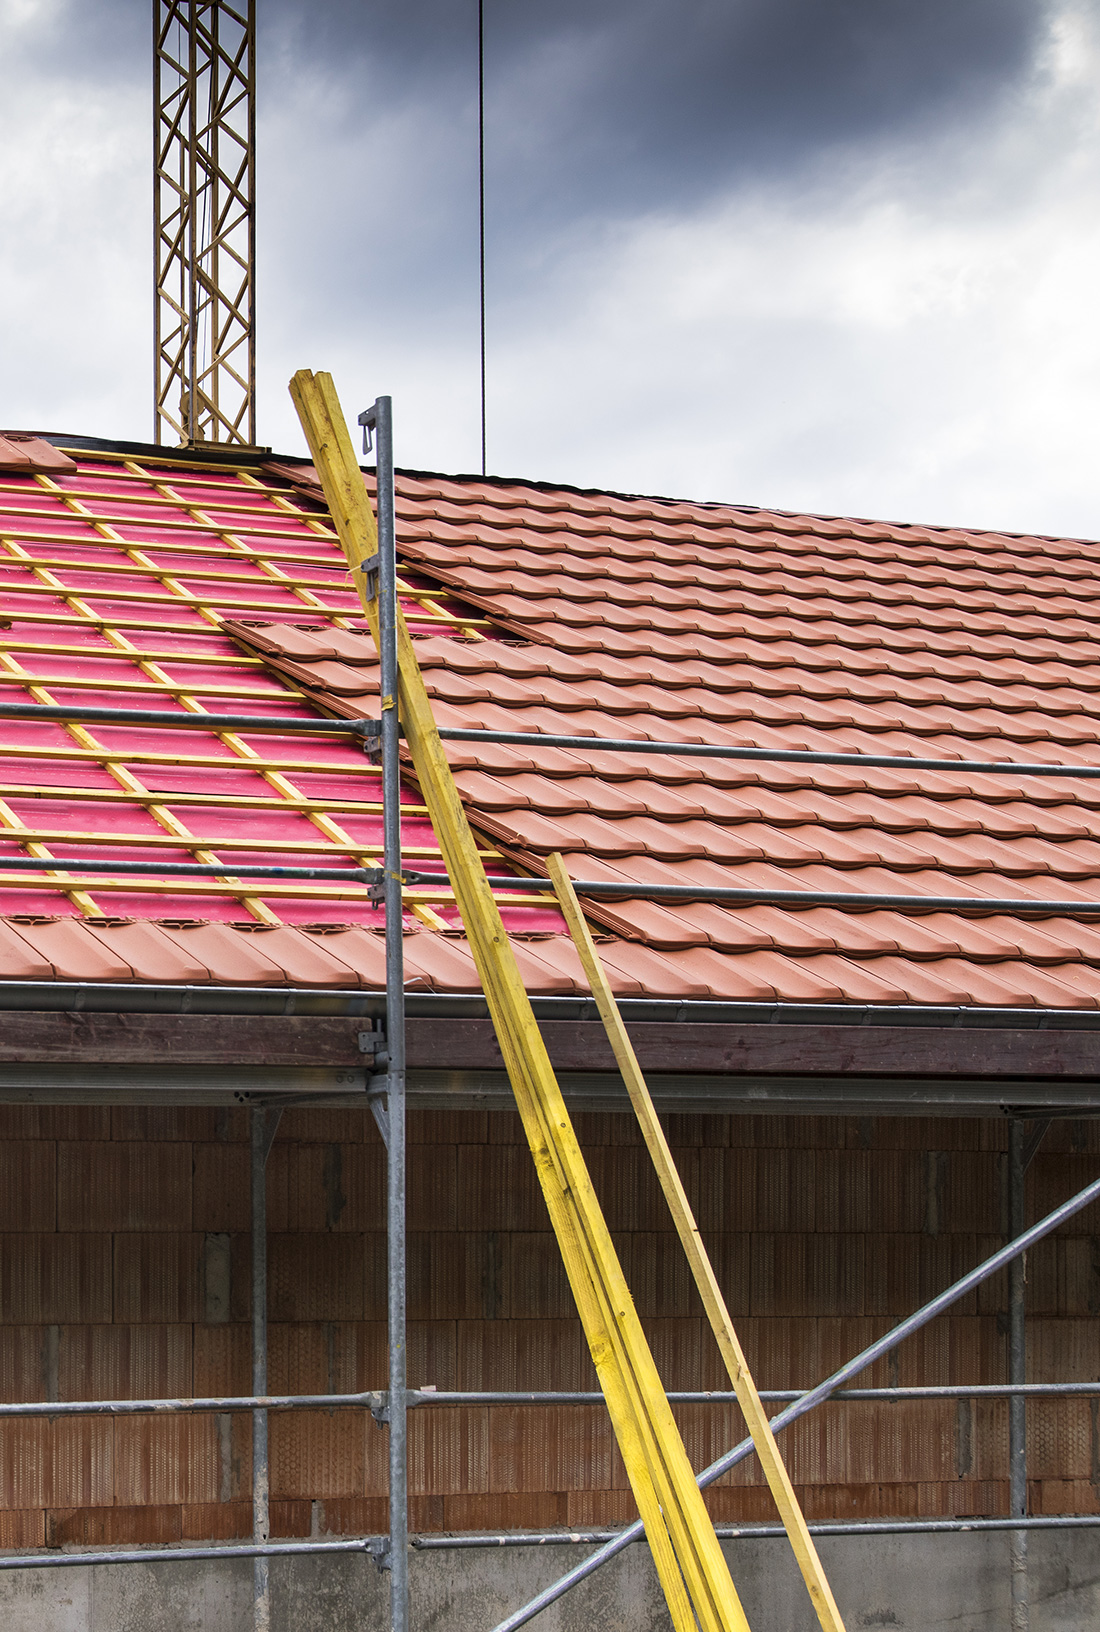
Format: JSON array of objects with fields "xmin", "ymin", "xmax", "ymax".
[{"xmin": 0, "ymin": 1010, "xmax": 1097, "ymax": 1080}]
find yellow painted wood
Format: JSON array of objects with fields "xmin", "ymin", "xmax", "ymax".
[
  {"xmin": 290, "ymin": 367, "xmax": 752, "ymax": 1632},
  {"xmin": 547, "ymin": 852, "xmax": 849, "ymax": 1632}
]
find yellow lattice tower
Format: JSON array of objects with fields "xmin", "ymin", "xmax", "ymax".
[{"xmin": 154, "ymin": 1, "xmax": 256, "ymax": 447}]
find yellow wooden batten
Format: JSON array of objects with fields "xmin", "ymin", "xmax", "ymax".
[
  {"xmin": 548, "ymin": 852, "xmax": 848, "ymax": 1632},
  {"xmin": 289, "ymin": 367, "xmax": 752, "ymax": 1632}
]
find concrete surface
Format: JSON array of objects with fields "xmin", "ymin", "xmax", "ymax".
[{"xmin": 0, "ymin": 1530, "xmax": 1097, "ymax": 1630}]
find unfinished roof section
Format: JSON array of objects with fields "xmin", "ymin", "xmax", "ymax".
[
  {"xmin": 0, "ymin": 439, "xmax": 562, "ymax": 990},
  {"xmin": 2, "ymin": 435, "xmax": 1100, "ymax": 1005},
  {"xmin": 239, "ymin": 460, "xmax": 1100, "ymax": 1008}
]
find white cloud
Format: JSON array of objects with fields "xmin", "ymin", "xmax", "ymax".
[
  {"xmin": 0, "ymin": 3, "xmax": 147, "ymax": 437},
  {"xmin": 4, "ymin": 0, "xmax": 1100, "ymax": 544}
]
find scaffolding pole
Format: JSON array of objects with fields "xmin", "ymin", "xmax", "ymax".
[
  {"xmin": 251, "ymin": 1106, "xmax": 280, "ymax": 1632},
  {"xmin": 362, "ymin": 396, "xmax": 409, "ymax": 1632},
  {"xmin": 1008, "ymin": 1119, "xmax": 1028, "ymax": 1632}
]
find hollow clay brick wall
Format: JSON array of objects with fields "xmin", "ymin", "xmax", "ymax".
[{"xmin": 0, "ymin": 1105, "xmax": 1095, "ymax": 1546}]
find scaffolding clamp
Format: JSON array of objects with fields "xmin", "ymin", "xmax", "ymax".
[
  {"xmin": 367, "ymin": 1390, "xmax": 392, "ymax": 1426},
  {"xmin": 356, "ymin": 551, "xmax": 380, "ymax": 598},
  {"xmin": 367, "ymin": 868, "xmax": 400, "ymax": 905},
  {"xmin": 358, "ymin": 1029, "xmax": 388, "ymax": 1063},
  {"xmin": 366, "ymin": 1535, "xmax": 392, "ymax": 1573}
]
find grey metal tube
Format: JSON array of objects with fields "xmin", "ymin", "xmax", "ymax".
[
  {"xmin": 416, "ymin": 1514, "xmax": 1100, "ymax": 1548},
  {"xmin": 5, "ymin": 855, "xmax": 1100, "ymax": 924},
  {"xmin": 376, "ymin": 395, "xmax": 409, "ymax": 1632},
  {"xmin": 0, "ymin": 1391, "xmax": 383, "ymax": 1417},
  {"xmin": 490, "ymin": 1165, "xmax": 1100, "ymax": 1632},
  {"xmin": 1009, "ymin": 1119, "xmax": 1028, "ymax": 1632},
  {"xmin": 435, "ymin": 726, "xmax": 1100, "ymax": 782},
  {"xmin": 2, "ymin": 1507, "xmax": 1096, "ymax": 1573},
  {"xmin": 413, "ymin": 1382, "xmax": 1100, "ymax": 1405},
  {"xmin": 0, "ymin": 1378, "xmax": 1096, "ymax": 1421},
  {"xmin": 0, "ymin": 1539, "xmax": 382, "ymax": 1571},
  {"xmin": 251, "ymin": 1109, "xmax": 280, "ymax": 1632},
  {"xmin": 3, "ymin": 1513, "xmax": 1100, "ymax": 1573},
  {"xmin": 421, "ymin": 872, "xmax": 1100, "ymax": 920},
  {"xmin": 0, "ymin": 699, "xmax": 374, "ymax": 735},
  {"xmin": 0, "ymin": 856, "xmax": 380, "ymax": 881}
]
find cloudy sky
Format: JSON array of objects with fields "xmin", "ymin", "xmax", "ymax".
[{"xmin": 3, "ymin": 0, "xmax": 1100, "ymax": 536}]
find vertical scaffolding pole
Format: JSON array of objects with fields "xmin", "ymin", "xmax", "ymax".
[
  {"xmin": 251, "ymin": 1106, "xmax": 280, "ymax": 1632},
  {"xmin": 1008, "ymin": 1119, "xmax": 1028, "ymax": 1632},
  {"xmin": 375, "ymin": 397, "xmax": 409, "ymax": 1632}
]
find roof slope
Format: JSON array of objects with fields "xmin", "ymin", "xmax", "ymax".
[
  {"xmin": 0, "ymin": 443, "xmax": 549, "ymax": 988},
  {"xmin": 0, "ymin": 437, "xmax": 1099, "ymax": 1006},
  {"xmin": 241, "ymin": 462, "xmax": 1100, "ymax": 1009}
]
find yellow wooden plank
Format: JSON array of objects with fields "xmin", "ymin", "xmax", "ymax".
[
  {"xmin": 547, "ymin": 852, "xmax": 849, "ymax": 1632},
  {"xmin": 0, "ymin": 825, "xmax": 495, "ymax": 860},
  {"xmin": 0, "ymin": 640, "xmax": 266, "ymax": 665},
  {"xmin": 290, "ymin": 368, "xmax": 751, "ymax": 1632},
  {"xmin": 0, "ymin": 742, "xmax": 382, "ymax": 776}
]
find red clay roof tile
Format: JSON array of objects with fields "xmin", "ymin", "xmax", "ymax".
[
  {"xmin": 80, "ymin": 919, "xmax": 209, "ymax": 982},
  {"xmin": 151, "ymin": 922, "xmax": 287, "ymax": 985},
  {"xmin": 0, "ymin": 434, "xmax": 77, "ymax": 474},
  {"xmin": 6, "ymin": 916, "xmax": 132, "ymax": 981},
  {"xmin": 0, "ymin": 451, "xmax": 1096, "ymax": 1007},
  {"xmin": 0, "ymin": 921, "xmax": 56, "ymax": 979}
]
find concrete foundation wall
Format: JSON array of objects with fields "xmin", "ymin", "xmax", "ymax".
[{"xmin": 0, "ymin": 1532, "xmax": 1098, "ymax": 1632}]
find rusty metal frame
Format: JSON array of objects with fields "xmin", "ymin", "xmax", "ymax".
[{"xmin": 154, "ymin": 1, "xmax": 256, "ymax": 446}]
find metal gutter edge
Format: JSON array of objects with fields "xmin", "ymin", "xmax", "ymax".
[
  {"xmin": 0, "ymin": 1064, "xmax": 366, "ymax": 1103},
  {"xmin": 406, "ymin": 1070, "xmax": 1100, "ymax": 1117},
  {"xmin": 0, "ymin": 982, "xmax": 1099, "ymax": 1029}
]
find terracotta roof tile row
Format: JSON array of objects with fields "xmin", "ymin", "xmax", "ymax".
[
  {"xmin": 247, "ymin": 464, "xmax": 1100, "ymax": 1008},
  {"xmin": 0, "ymin": 444, "xmax": 1095, "ymax": 1005}
]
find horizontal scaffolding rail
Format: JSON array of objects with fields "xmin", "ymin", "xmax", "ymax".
[
  {"xmin": 0, "ymin": 852, "xmax": 1096, "ymax": 919},
  {"xmin": 0, "ymin": 701, "xmax": 1097, "ymax": 785},
  {"xmin": 0, "ymin": 1380, "xmax": 1096, "ymax": 1421},
  {"xmin": 3, "ymin": 1513, "xmax": 1100, "ymax": 1573},
  {"xmin": 0, "ymin": 856, "xmax": 384, "ymax": 883},
  {"xmin": 414, "ymin": 871, "xmax": 1100, "ymax": 920},
  {"xmin": 437, "ymin": 726, "xmax": 1100, "ymax": 781},
  {"xmin": 0, "ymin": 699, "xmax": 377, "ymax": 737},
  {"xmin": 417, "ymin": 1515, "xmax": 1100, "ymax": 1548}
]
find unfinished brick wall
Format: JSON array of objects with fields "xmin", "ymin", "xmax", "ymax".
[{"xmin": 0, "ymin": 1104, "xmax": 1095, "ymax": 1545}]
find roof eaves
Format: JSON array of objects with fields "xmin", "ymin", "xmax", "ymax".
[{"xmin": 3, "ymin": 979, "xmax": 1100, "ymax": 1032}]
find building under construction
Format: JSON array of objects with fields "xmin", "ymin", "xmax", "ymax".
[{"xmin": 1, "ymin": 5, "xmax": 1099, "ymax": 1632}]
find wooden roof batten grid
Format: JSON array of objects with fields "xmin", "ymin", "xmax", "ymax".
[{"xmin": 0, "ymin": 447, "xmax": 516, "ymax": 940}]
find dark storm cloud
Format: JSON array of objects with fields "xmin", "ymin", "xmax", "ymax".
[{"xmin": 268, "ymin": 0, "xmax": 1048, "ymax": 216}]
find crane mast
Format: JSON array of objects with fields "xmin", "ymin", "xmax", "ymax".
[{"xmin": 154, "ymin": 1, "xmax": 256, "ymax": 446}]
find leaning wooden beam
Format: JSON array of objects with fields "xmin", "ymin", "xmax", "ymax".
[
  {"xmin": 548, "ymin": 851, "xmax": 847, "ymax": 1632},
  {"xmin": 289, "ymin": 368, "xmax": 752, "ymax": 1632}
]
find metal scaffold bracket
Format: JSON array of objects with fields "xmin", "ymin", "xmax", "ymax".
[{"xmin": 289, "ymin": 368, "xmax": 754, "ymax": 1632}]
